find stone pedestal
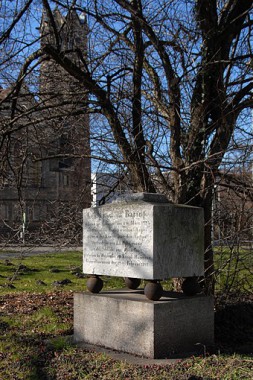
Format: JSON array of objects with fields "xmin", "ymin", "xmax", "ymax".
[{"xmin": 74, "ymin": 290, "xmax": 214, "ymax": 359}]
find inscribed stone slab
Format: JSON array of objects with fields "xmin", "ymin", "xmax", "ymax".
[{"xmin": 83, "ymin": 198, "xmax": 204, "ymax": 279}]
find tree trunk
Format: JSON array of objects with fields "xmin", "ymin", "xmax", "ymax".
[
  {"xmin": 173, "ymin": 170, "xmax": 215, "ymax": 294},
  {"xmin": 202, "ymin": 186, "xmax": 215, "ymax": 295}
]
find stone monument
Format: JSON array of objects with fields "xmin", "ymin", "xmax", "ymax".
[{"xmin": 74, "ymin": 193, "xmax": 214, "ymax": 358}]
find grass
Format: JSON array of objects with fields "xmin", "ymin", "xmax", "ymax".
[
  {"xmin": 214, "ymin": 246, "xmax": 253, "ymax": 296},
  {"xmin": 0, "ymin": 251, "xmax": 85, "ymax": 294},
  {"xmin": 0, "ymin": 250, "xmax": 252, "ymax": 379},
  {"xmin": 0, "ymin": 251, "xmax": 126, "ymax": 294}
]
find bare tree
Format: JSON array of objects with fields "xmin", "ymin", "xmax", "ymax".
[{"xmin": 1, "ymin": 1, "xmax": 253, "ymax": 292}]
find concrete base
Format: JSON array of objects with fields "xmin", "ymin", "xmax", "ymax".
[{"xmin": 74, "ymin": 290, "xmax": 214, "ymax": 359}]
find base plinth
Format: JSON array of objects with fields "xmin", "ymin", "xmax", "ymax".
[{"xmin": 74, "ymin": 290, "xmax": 214, "ymax": 359}]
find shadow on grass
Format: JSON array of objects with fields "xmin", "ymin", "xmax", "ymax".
[
  {"xmin": 215, "ymin": 301, "xmax": 253, "ymax": 356},
  {"xmin": 0, "ymin": 292, "xmax": 75, "ymax": 379},
  {"xmin": 0, "ymin": 325, "xmax": 73, "ymax": 380}
]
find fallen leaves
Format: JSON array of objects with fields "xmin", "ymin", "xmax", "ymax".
[{"xmin": 0, "ymin": 291, "xmax": 73, "ymax": 316}]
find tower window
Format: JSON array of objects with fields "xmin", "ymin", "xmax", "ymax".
[{"xmin": 1, "ymin": 204, "xmax": 11, "ymax": 221}]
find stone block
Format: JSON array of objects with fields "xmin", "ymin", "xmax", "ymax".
[
  {"xmin": 74, "ymin": 290, "xmax": 214, "ymax": 359},
  {"xmin": 83, "ymin": 193, "xmax": 204, "ymax": 279}
]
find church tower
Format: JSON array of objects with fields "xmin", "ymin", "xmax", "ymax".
[
  {"xmin": 40, "ymin": 8, "xmax": 88, "ymax": 103},
  {"xmin": 39, "ymin": 7, "xmax": 91, "ymax": 212},
  {"xmin": 0, "ymin": 7, "xmax": 90, "ymax": 242}
]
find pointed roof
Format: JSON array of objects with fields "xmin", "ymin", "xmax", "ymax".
[
  {"xmin": 53, "ymin": 7, "xmax": 65, "ymax": 28},
  {"xmin": 65, "ymin": 9, "xmax": 87, "ymax": 27}
]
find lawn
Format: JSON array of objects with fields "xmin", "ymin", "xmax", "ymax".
[
  {"xmin": 0, "ymin": 251, "xmax": 252, "ymax": 379},
  {"xmin": 0, "ymin": 251, "xmax": 126, "ymax": 294}
]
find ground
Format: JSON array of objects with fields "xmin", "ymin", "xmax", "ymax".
[
  {"xmin": 0, "ymin": 291, "xmax": 252, "ymax": 380},
  {"xmin": 0, "ymin": 250, "xmax": 252, "ymax": 378}
]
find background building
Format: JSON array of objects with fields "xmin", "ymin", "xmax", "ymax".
[{"xmin": 0, "ymin": 9, "xmax": 91, "ymax": 244}]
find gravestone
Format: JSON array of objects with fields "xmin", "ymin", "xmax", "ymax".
[{"xmin": 74, "ymin": 193, "xmax": 214, "ymax": 358}]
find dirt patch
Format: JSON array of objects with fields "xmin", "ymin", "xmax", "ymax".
[{"xmin": 0, "ymin": 291, "xmax": 73, "ymax": 317}]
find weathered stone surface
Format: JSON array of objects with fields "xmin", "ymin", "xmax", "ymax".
[
  {"xmin": 74, "ymin": 291, "xmax": 214, "ymax": 359},
  {"xmin": 83, "ymin": 194, "xmax": 204, "ymax": 279}
]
